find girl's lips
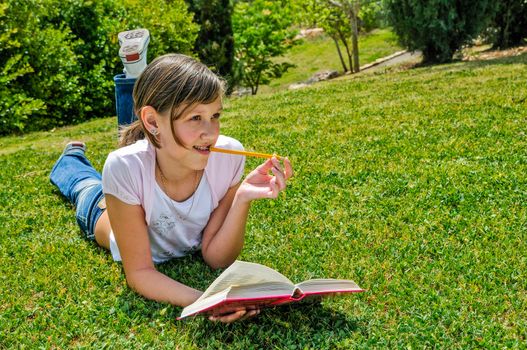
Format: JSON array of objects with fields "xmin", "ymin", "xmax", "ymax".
[{"xmin": 193, "ymin": 145, "xmax": 211, "ymax": 155}]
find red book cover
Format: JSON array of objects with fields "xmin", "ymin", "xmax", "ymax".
[{"xmin": 178, "ymin": 261, "xmax": 364, "ymax": 319}]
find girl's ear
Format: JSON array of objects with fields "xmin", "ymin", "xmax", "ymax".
[{"xmin": 140, "ymin": 106, "xmax": 159, "ymax": 134}]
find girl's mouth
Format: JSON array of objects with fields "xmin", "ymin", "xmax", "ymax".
[{"xmin": 193, "ymin": 145, "xmax": 211, "ymax": 154}]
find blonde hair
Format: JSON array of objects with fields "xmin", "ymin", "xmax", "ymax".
[{"xmin": 119, "ymin": 53, "xmax": 225, "ymax": 148}]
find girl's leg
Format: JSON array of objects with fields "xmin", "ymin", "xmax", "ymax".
[
  {"xmin": 94, "ymin": 211, "xmax": 111, "ymax": 250},
  {"xmin": 114, "ymin": 74, "xmax": 137, "ymax": 127},
  {"xmin": 49, "ymin": 142, "xmax": 108, "ymax": 247}
]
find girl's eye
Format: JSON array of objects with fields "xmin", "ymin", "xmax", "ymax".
[
  {"xmin": 213, "ymin": 113, "xmax": 221, "ymax": 120},
  {"xmin": 190, "ymin": 115, "xmax": 201, "ymax": 121}
]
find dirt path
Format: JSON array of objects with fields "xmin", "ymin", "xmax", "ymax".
[{"xmin": 360, "ymin": 50, "xmax": 422, "ymax": 71}]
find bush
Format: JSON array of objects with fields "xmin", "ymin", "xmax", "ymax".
[
  {"xmin": 490, "ymin": 0, "xmax": 527, "ymax": 49},
  {"xmin": 186, "ymin": 0, "xmax": 235, "ymax": 89},
  {"xmin": 0, "ymin": 1, "xmax": 84, "ymax": 134},
  {"xmin": 0, "ymin": 0, "xmax": 198, "ymax": 135},
  {"xmin": 123, "ymin": 0, "xmax": 198, "ymax": 60},
  {"xmin": 0, "ymin": 3, "xmax": 45, "ymax": 134},
  {"xmin": 385, "ymin": 0, "xmax": 495, "ymax": 63},
  {"xmin": 359, "ymin": 1, "xmax": 386, "ymax": 32},
  {"xmin": 232, "ymin": 0, "xmax": 297, "ymax": 95}
]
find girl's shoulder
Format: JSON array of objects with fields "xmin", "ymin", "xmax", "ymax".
[
  {"xmin": 101, "ymin": 140, "xmax": 153, "ymax": 205},
  {"xmin": 205, "ymin": 135, "xmax": 245, "ymax": 206},
  {"xmin": 207, "ymin": 135, "xmax": 244, "ymax": 169},
  {"xmin": 105, "ymin": 139, "xmax": 154, "ymax": 166},
  {"xmin": 108, "ymin": 139, "xmax": 152, "ymax": 158}
]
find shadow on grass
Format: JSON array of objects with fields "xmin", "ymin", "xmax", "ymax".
[
  {"xmin": 414, "ymin": 51, "xmax": 527, "ymax": 71},
  {"xmin": 190, "ymin": 302, "xmax": 359, "ymax": 349},
  {"xmin": 170, "ymin": 256, "xmax": 358, "ymax": 348},
  {"xmin": 111, "ymin": 254, "xmax": 359, "ymax": 348}
]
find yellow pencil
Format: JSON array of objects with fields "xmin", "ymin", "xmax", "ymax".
[{"xmin": 210, "ymin": 146, "xmax": 283, "ymax": 160}]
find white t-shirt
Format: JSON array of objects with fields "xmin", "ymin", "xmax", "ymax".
[{"xmin": 102, "ymin": 136, "xmax": 245, "ymax": 263}]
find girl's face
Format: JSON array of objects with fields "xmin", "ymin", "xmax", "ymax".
[{"xmin": 158, "ymin": 97, "xmax": 222, "ymax": 170}]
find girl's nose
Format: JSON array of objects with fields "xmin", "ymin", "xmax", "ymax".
[{"xmin": 201, "ymin": 120, "xmax": 218, "ymax": 139}]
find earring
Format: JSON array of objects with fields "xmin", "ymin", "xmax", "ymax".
[{"xmin": 150, "ymin": 128, "xmax": 159, "ymax": 136}]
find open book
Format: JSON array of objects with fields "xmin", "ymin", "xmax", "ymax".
[{"xmin": 179, "ymin": 261, "xmax": 364, "ymax": 319}]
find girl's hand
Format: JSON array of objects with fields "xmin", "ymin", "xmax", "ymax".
[
  {"xmin": 236, "ymin": 157, "xmax": 293, "ymax": 203},
  {"xmin": 208, "ymin": 306, "xmax": 261, "ymax": 323}
]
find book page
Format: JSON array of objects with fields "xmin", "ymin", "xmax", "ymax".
[
  {"xmin": 196, "ymin": 261, "xmax": 294, "ymax": 302},
  {"xmin": 180, "ymin": 287, "xmax": 232, "ymax": 319},
  {"xmin": 228, "ymin": 282, "xmax": 295, "ymax": 299},
  {"xmin": 295, "ymin": 279, "xmax": 363, "ymax": 294}
]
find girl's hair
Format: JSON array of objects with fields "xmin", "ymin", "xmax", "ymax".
[{"xmin": 119, "ymin": 53, "xmax": 225, "ymax": 148}]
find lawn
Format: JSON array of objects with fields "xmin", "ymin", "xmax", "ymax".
[
  {"xmin": 1, "ymin": 52, "xmax": 526, "ymax": 348},
  {"xmin": 258, "ymin": 28, "xmax": 402, "ymax": 94}
]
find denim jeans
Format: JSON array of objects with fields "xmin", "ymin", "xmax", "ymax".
[
  {"xmin": 50, "ymin": 145, "xmax": 106, "ymax": 240},
  {"xmin": 49, "ymin": 75, "xmax": 138, "ymax": 239},
  {"xmin": 114, "ymin": 73, "xmax": 137, "ymax": 127}
]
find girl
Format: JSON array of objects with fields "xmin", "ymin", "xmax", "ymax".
[{"xmin": 50, "ymin": 53, "xmax": 293, "ymax": 323}]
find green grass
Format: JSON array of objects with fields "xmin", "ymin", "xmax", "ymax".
[
  {"xmin": 2, "ymin": 52, "xmax": 527, "ymax": 348},
  {"xmin": 258, "ymin": 28, "xmax": 402, "ymax": 94}
]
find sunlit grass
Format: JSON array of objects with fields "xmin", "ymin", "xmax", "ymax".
[
  {"xmin": 1, "ymin": 52, "xmax": 526, "ymax": 348},
  {"xmin": 258, "ymin": 28, "xmax": 402, "ymax": 94}
]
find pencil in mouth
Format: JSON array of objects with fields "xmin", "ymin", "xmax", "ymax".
[{"xmin": 210, "ymin": 146, "xmax": 282, "ymax": 160}]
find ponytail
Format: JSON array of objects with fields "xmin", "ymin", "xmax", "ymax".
[{"xmin": 119, "ymin": 120, "xmax": 145, "ymax": 148}]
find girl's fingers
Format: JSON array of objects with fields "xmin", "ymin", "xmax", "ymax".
[
  {"xmin": 271, "ymin": 166, "xmax": 286, "ymax": 191},
  {"xmin": 271, "ymin": 157, "xmax": 287, "ymax": 188},
  {"xmin": 267, "ymin": 177, "xmax": 280, "ymax": 198},
  {"xmin": 242, "ymin": 155, "xmax": 292, "ymax": 200},
  {"xmin": 209, "ymin": 310, "xmax": 246, "ymax": 323},
  {"xmin": 271, "ymin": 157, "xmax": 284, "ymax": 173},
  {"xmin": 255, "ymin": 158, "xmax": 275, "ymax": 174},
  {"xmin": 208, "ymin": 307, "xmax": 261, "ymax": 323},
  {"xmin": 239, "ymin": 309, "xmax": 258, "ymax": 321},
  {"xmin": 283, "ymin": 157, "xmax": 293, "ymax": 180}
]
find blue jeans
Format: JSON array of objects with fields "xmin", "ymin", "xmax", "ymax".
[
  {"xmin": 50, "ymin": 145, "xmax": 105, "ymax": 239},
  {"xmin": 49, "ymin": 75, "xmax": 137, "ymax": 239},
  {"xmin": 114, "ymin": 73, "xmax": 137, "ymax": 126}
]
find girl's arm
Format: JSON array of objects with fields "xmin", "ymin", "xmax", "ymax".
[
  {"xmin": 105, "ymin": 194, "xmax": 202, "ymax": 307},
  {"xmin": 201, "ymin": 157, "xmax": 293, "ymax": 268}
]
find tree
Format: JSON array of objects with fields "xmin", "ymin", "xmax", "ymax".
[
  {"xmin": 185, "ymin": 0, "xmax": 235, "ymax": 90},
  {"xmin": 328, "ymin": 0, "xmax": 361, "ymax": 73},
  {"xmin": 491, "ymin": 0, "xmax": 527, "ymax": 49},
  {"xmin": 320, "ymin": 6, "xmax": 354, "ymax": 73},
  {"xmin": 290, "ymin": 0, "xmax": 324, "ymax": 28},
  {"xmin": 385, "ymin": 0, "xmax": 495, "ymax": 64},
  {"xmin": 232, "ymin": 0, "xmax": 296, "ymax": 95},
  {"xmin": 292, "ymin": 0, "xmax": 385, "ymax": 74},
  {"xmin": 360, "ymin": 0, "xmax": 386, "ymax": 32}
]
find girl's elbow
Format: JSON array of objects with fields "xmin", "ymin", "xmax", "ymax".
[
  {"xmin": 201, "ymin": 242, "xmax": 240, "ymax": 269},
  {"xmin": 123, "ymin": 267, "xmax": 155, "ymax": 295},
  {"xmin": 125, "ymin": 273, "xmax": 143, "ymax": 293},
  {"xmin": 203, "ymin": 254, "xmax": 235, "ymax": 270}
]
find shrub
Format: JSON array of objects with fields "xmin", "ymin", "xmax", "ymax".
[
  {"xmin": 0, "ymin": 0, "xmax": 83, "ymax": 134},
  {"xmin": 123, "ymin": 0, "xmax": 198, "ymax": 59},
  {"xmin": 490, "ymin": 0, "xmax": 527, "ymax": 49},
  {"xmin": 385, "ymin": 0, "xmax": 495, "ymax": 63},
  {"xmin": 186, "ymin": 0, "xmax": 235, "ymax": 89},
  {"xmin": 232, "ymin": 0, "xmax": 297, "ymax": 95},
  {"xmin": 359, "ymin": 1, "xmax": 386, "ymax": 32},
  {"xmin": 0, "ymin": 0, "xmax": 198, "ymax": 135},
  {"xmin": 0, "ymin": 3, "xmax": 44, "ymax": 134}
]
